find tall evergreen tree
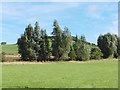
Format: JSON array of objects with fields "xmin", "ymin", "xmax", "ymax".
[
  {"xmin": 33, "ymin": 21, "xmax": 41, "ymax": 61},
  {"xmin": 45, "ymin": 35, "xmax": 52, "ymax": 61},
  {"xmin": 52, "ymin": 20, "xmax": 63, "ymax": 61},
  {"xmin": 60, "ymin": 27, "xmax": 72, "ymax": 60},
  {"xmin": 33, "ymin": 22, "xmax": 41, "ymax": 43},
  {"xmin": 17, "ymin": 24, "xmax": 36, "ymax": 61},
  {"xmin": 73, "ymin": 35, "xmax": 79, "ymax": 60},
  {"xmin": 38, "ymin": 29, "xmax": 47, "ymax": 61}
]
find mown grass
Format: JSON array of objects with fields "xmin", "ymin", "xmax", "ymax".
[
  {"xmin": 2, "ymin": 59, "xmax": 118, "ymax": 88},
  {"xmin": 1, "ymin": 44, "xmax": 18, "ymax": 54}
]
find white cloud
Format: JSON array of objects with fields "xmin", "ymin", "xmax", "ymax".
[
  {"xmin": 86, "ymin": 4, "xmax": 102, "ymax": 19},
  {"xmin": 2, "ymin": 2, "xmax": 80, "ymax": 17},
  {"xmin": 1, "ymin": 2, "xmax": 80, "ymax": 25},
  {"xmin": 108, "ymin": 19, "xmax": 118, "ymax": 35},
  {"xmin": 88, "ymin": 5, "xmax": 99, "ymax": 12},
  {"xmin": 1, "ymin": 2, "xmax": 118, "ymax": 44},
  {"xmin": 86, "ymin": 3, "xmax": 118, "ymax": 20}
]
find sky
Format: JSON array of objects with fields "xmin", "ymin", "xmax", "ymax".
[{"xmin": 1, "ymin": 2, "xmax": 118, "ymax": 44}]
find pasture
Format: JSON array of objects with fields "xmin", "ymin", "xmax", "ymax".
[
  {"xmin": 1, "ymin": 44, "xmax": 18, "ymax": 54},
  {"xmin": 2, "ymin": 59, "xmax": 118, "ymax": 88}
]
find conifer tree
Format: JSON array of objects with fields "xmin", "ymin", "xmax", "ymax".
[
  {"xmin": 52, "ymin": 20, "xmax": 63, "ymax": 61},
  {"xmin": 17, "ymin": 24, "xmax": 36, "ymax": 61},
  {"xmin": 33, "ymin": 21, "xmax": 41, "ymax": 61},
  {"xmin": 60, "ymin": 27, "xmax": 72, "ymax": 60}
]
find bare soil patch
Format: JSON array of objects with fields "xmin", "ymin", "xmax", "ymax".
[{"xmin": 5, "ymin": 54, "xmax": 21, "ymax": 58}]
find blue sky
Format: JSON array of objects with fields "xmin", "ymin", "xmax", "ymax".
[{"xmin": 1, "ymin": 2, "xmax": 118, "ymax": 44}]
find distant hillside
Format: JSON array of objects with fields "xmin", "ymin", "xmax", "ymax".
[{"xmin": 1, "ymin": 44, "xmax": 18, "ymax": 54}]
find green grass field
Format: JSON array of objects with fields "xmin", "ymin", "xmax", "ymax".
[
  {"xmin": 2, "ymin": 59, "xmax": 118, "ymax": 88},
  {"xmin": 1, "ymin": 44, "xmax": 18, "ymax": 54}
]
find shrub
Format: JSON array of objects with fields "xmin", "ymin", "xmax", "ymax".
[
  {"xmin": 69, "ymin": 49, "xmax": 76, "ymax": 60},
  {"xmin": 1, "ymin": 42, "xmax": 7, "ymax": 45},
  {"xmin": 90, "ymin": 47, "xmax": 103, "ymax": 60},
  {"xmin": 79, "ymin": 44, "xmax": 91, "ymax": 61},
  {"xmin": 1, "ymin": 52, "xmax": 6, "ymax": 62}
]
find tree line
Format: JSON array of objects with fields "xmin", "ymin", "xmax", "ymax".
[{"xmin": 17, "ymin": 20, "xmax": 120, "ymax": 61}]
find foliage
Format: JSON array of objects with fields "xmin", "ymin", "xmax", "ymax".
[
  {"xmin": 17, "ymin": 20, "xmax": 119, "ymax": 61},
  {"xmin": 60, "ymin": 27, "xmax": 72, "ymax": 60},
  {"xmin": 52, "ymin": 20, "xmax": 63, "ymax": 60},
  {"xmin": 97, "ymin": 33, "xmax": 118, "ymax": 58},
  {"xmin": 73, "ymin": 35, "xmax": 91, "ymax": 61},
  {"xmin": 90, "ymin": 47, "xmax": 103, "ymax": 60},
  {"xmin": 39, "ymin": 29, "xmax": 49, "ymax": 61},
  {"xmin": 117, "ymin": 37, "xmax": 120, "ymax": 58},
  {"xmin": 1, "ymin": 42, "xmax": 7, "ymax": 45},
  {"xmin": 79, "ymin": 43, "xmax": 91, "ymax": 61},
  {"xmin": 1, "ymin": 52, "xmax": 5, "ymax": 62},
  {"xmin": 68, "ymin": 47, "xmax": 77, "ymax": 60},
  {"xmin": 17, "ymin": 24, "xmax": 35, "ymax": 61},
  {"xmin": 17, "ymin": 22, "xmax": 52, "ymax": 61}
]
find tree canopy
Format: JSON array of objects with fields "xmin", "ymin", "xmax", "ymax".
[{"xmin": 17, "ymin": 20, "xmax": 119, "ymax": 61}]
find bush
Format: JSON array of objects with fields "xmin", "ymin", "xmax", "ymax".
[
  {"xmin": 1, "ymin": 42, "xmax": 7, "ymax": 45},
  {"xmin": 80, "ymin": 44, "xmax": 91, "ymax": 61},
  {"xmin": 90, "ymin": 47, "xmax": 103, "ymax": 60},
  {"xmin": 69, "ymin": 49, "xmax": 76, "ymax": 60},
  {"xmin": 1, "ymin": 52, "xmax": 6, "ymax": 62}
]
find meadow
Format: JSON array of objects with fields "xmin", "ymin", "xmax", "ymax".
[
  {"xmin": 2, "ymin": 59, "xmax": 118, "ymax": 88},
  {"xmin": 1, "ymin": 44, "xmax": 18, "ymax": 54}
]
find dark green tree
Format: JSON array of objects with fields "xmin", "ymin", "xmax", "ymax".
[
  {"xmin": 52, "ymin": 20, "xmax": 63, "ymax": 61},
  {"xmin": 17, "ymin": 24, "xmax": 35, "ymax": 61},
  {"xmin": 73, "ymin": 35, "xmax": 79, "ymax": 60},
  {"xmin": 60, "ymin": 27, "xmax": 72, "ymax": 60},
  {"xmin": 90, "ymin": 47, "xmax": 103, "ymax": 60},
  {"xmin": 97, "ymin": 33, "xmax": 118, "ymax": 58},
  {"xmin": 79, "ymin": 41, "xmax": 91, "ymax": 61},
  {"xmin": 68, "ymin": 46, "xmax": 76, "ymax": 60},
  {"xmin": 117, "ymin": 36, "xmax": 120, "ymax": 58},
  {"xmin": 73, "ymin": 35, "xmax": 91, "ymax": 61},
  {"xmin": 45, "ymin": 35, "xmax": 52, "ymax": 61},
  {"xmin": 38, "ymin": 29, "xmax": 47, "ymax": 61},
  {"xmin": 33, "ymin": 21, "xmax": 41, "ymax": 61},
  {"xmin": 1, "ymin": 52, "xmax": 6, "ymax": 62}
]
